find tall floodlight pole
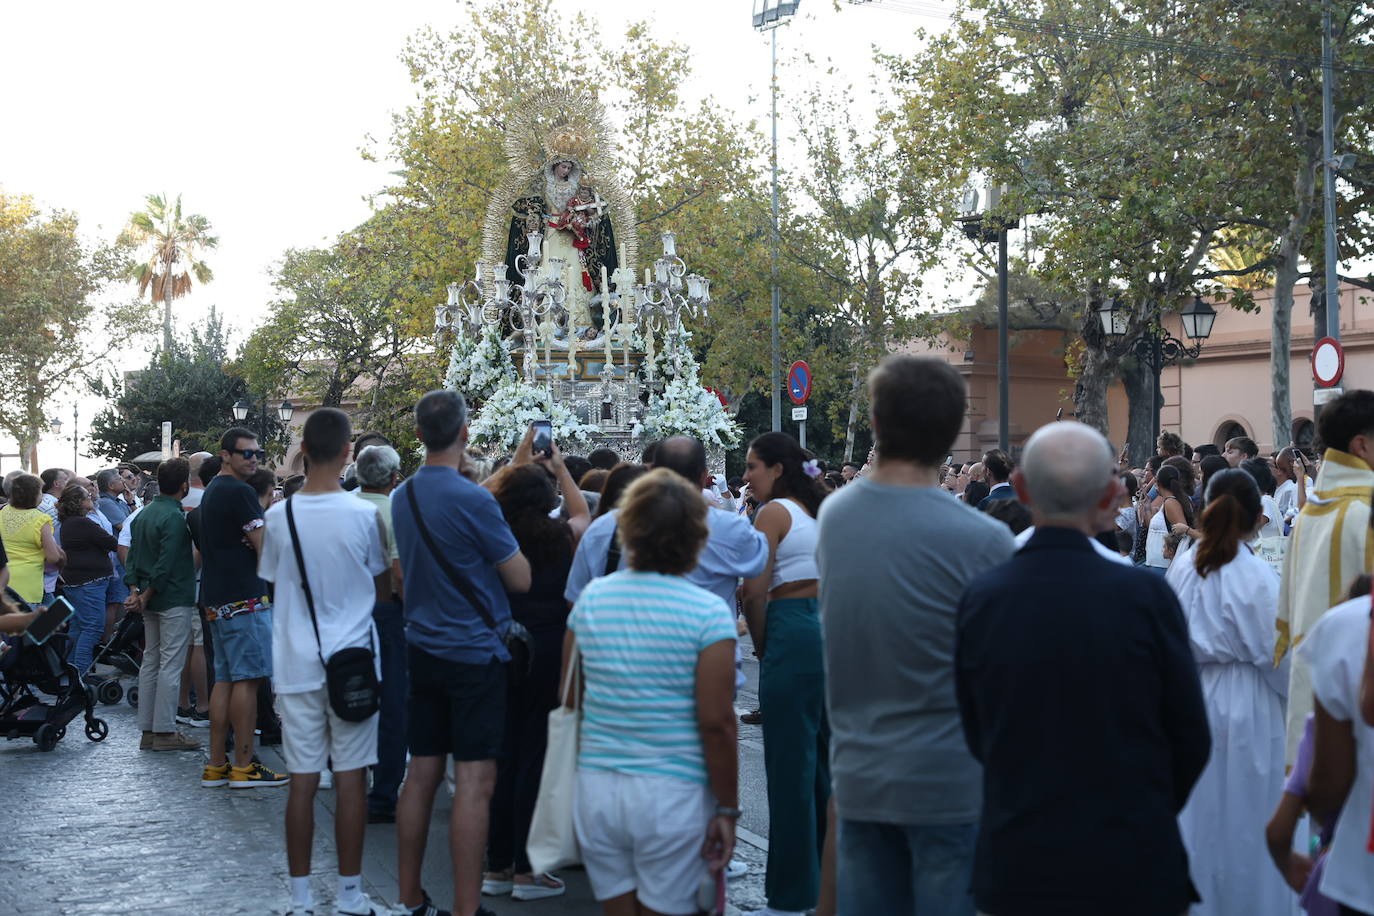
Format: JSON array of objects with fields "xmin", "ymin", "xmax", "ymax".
[
  {"xmin": 754, "ymin": 0, "xmax": 800, "ymax": 432},
  {"xmin": 1321, "ymin": 0, "xmax": 1341, "ymax": 341}
]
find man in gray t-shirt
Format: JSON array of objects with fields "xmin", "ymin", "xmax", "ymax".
[{"xmin": 817, "ymin": 355, "xmax": 1014, "ymax": 916}]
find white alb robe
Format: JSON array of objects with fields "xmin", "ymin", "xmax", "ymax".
[{"xmin": 1167, "ymin": 545, "xmax": 1292, "ymax": 916}]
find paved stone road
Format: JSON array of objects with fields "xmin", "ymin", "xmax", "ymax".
[{"xmin": 0, "ymin": 645, "xmax": 773, "ymax": 916}]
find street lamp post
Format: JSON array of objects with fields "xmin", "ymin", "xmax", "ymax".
[
  {"xmin": 1097, "ymin": 295, "xmax": 1217, "ymax": 444},
  {"xmin": 233, "ymin": 396, "xmax": 295, "ymax": 443},
  {"xmin": 753, "ymin": 0, "xmax": 801, "ymax": 433}
]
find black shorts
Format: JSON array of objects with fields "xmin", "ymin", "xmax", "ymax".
[{"xmin": 406, "ymin": 647, "xmax": 506, "ymax": 761}]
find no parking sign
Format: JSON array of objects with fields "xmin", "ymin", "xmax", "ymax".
[{"xmin": 787, "ymin": 360, "xmax": 811, "ymax": 405}]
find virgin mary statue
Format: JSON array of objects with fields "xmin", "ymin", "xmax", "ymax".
[{"xmin": 485, "ymin": 90, "xmax": 638, "ymax": 344}]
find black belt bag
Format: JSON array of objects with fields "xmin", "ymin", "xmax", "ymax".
[
  {"xmin": 405, "ymin": 482, "xmax": 534, "ymax": 688},
  {"xmin": 286, "ymin": 498, "xmax": 380, "ymax": 722}
]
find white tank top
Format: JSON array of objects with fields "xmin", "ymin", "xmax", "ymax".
[
  {"xmin": 1145, "ymin": 499, "xmax": 1173, "ymax": 568},
  {"xmin": 770, "ymin": 497, "xmax": 819, "ymax": 589}
]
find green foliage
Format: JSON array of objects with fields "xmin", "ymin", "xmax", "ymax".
[
  {"xmin": 119, "ymin": 192, "xmax": 218, "ymax": 350},
  {"xmin": 884, "ymin": 0, "xmax": 1353, "ymax": 448},
  {"xmin": 88, "ymin": 309, "xmax": 283, "ymax": 462},
  {"xmin": 239, "ymin": 220, "xmax": 430, "ymax": 411},
  {"xmin": 0, "ymin": 188, "xmax": 145, "ymax": 469}
]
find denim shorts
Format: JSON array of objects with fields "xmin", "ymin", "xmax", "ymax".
[
  {"xmin": 104, "ymin": 572, "xmax": 130, "ymax": 606},
  {"xmin": 210, "ymin": 608, "xmax": 273, "ymax": 682}
]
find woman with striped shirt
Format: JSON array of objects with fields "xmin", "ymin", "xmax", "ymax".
[{"xmin": 564, "ymin": 468, "xmax": 739, "ymax": 916}]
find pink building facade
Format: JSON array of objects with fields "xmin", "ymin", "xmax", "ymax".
[{"xmin": 909, "ymin": 283, "xmax": 1369, "ymax": 462}]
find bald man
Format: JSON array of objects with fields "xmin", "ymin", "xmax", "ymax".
[
  {"xmin": 181, "ymin": 452, "xmax": 214, "ymax": 512},
  {"xmin": 954, "ymin": 422, "xmax": 1210, "ymax": 916}
]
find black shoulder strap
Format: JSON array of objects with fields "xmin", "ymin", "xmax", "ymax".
[
  {"xmin": 404, "ymin": 480, "xmax": 501, "ymax": 634},
  {"xmin": 284, "ymin": 497, "xmax": 326, "ymax": 666},
  {"xmin": 603, "ymin": 521, "xmax": 622, "ymax": 577}
]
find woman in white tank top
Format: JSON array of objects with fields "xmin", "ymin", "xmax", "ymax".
[{"xmin": 741, "ymin": 432, "xmax": 830, "ymax": 916}]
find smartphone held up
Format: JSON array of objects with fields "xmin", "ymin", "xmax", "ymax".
[{"xmin": 530, "ymin": 419, "xmax": 553, "ymax": 458}]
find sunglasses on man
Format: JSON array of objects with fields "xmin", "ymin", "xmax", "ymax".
[{"xmin": 231, "ymin": 448, "xmax": 268, "ymax": 461}]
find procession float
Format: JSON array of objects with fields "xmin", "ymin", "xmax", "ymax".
[{"xmin": 433, "ymin": 89, "xmax": 739, "ymax": 463}]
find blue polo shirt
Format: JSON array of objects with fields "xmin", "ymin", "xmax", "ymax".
[
  {"xmin": 564, "ymin": 504, "xmax": 769, "ymax": 609},
  {"xmin": 391, "ymin": 466, "xmax": 521, "ymax": 665}
]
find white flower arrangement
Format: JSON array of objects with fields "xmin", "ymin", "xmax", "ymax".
[
  {"xmin": 467, "ymin": 379, "xmax": 601, "ymax": 452},
  {"xmin": 445, "ymin": 325, "xmax": 515, "ymax": 402},
  {"xmin": 635, "ymin": 366, "xmax": 741, "ymax": 449}
]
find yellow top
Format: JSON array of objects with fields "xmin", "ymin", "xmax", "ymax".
[{"xmin": 0, "ymin": 505, "xmax": 51, "ymax": 603}]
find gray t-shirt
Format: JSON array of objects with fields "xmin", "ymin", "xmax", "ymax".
[{"xmin": 817, "ymin": 478, "xmax": 1016, "ymax": 826}]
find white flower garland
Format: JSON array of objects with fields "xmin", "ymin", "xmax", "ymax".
[
  {"xmin": 468, "ymin": 379, "xmax": 601, "ymax": 452},
  {"xmin": 445, "ymin": 325, "xmax": 515, "ymax": 401},
  {"xmin": 634, "ymin": 330, "xmax": 741, "ymax": 448}
]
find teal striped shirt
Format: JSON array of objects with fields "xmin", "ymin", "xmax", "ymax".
[{"xmin": 569, "ymin": 570, "xmax": 737, "ymax": 784}]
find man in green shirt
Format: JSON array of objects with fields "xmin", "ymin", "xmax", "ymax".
[{"xmin": 124, "ymin": 457, "xmax": 200, "ymax": 752}]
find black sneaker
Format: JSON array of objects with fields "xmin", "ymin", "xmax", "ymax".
[{"xmin": 401, "ymin": 890, "xmax": 449, "ymax": 916}]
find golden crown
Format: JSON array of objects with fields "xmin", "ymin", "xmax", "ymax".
[{"xmin": 545, "ymin": 123, "xmax": 595, "ymax": 165}]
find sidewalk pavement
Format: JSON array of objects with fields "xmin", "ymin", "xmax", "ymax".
[{"xmin": 0, "ymin": 668, "xmax": 768, "ymax": 916}]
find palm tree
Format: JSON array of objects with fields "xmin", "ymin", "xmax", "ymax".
[{"xmin": 121, "ymin": 193, "xmax": 218, "ymax": 350}]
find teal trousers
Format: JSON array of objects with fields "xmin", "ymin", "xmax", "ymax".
[{"xmin": 759, "ymin": 596, "xmax": 831, "ymax": 912}]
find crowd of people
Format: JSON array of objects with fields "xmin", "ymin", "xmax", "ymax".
[{"xmin": 2, "ymin": 356, "xmax": 1374, "ymax": 916}]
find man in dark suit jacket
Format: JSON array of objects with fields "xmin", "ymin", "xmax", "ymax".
[
  {"xmin": 955, "ymin": 421, "xmax": 1211, "ymax": 916},
  {"xmin": 976, "ymin": 448, "xmax": 1017, "ymax": 510}
]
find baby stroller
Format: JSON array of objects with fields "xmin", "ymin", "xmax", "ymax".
[
  {"xmin": 0, "ymin": 588, "xmax": 109, "ymax": 751},
  {"xmin": 86, "ymin": 609, "xmax": 144, "ymax": 708}
]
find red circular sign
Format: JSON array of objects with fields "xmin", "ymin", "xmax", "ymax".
[
  {"xmin": 1312, "ymin": 337, "xmax": 1345, "ymax": 388},
  {"xmin": 787, "ymin": 360, "xmax": 812, "ymax": 405}
]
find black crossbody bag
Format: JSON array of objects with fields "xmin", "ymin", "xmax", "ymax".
[
  {"xmin": 404, "ymin": 483, "xmax": 533, "ymax": 687},
  {"xmin": 285, "ymin": 498, "xmax": 380, "ymax": 722}
]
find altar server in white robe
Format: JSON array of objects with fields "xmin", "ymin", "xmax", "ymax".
[{"xmin": 1168, "ymin": 468, "xmax": 1292, "ymax": 916}]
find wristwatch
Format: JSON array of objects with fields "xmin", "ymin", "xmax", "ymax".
[{"xmin": 714, "ymin": 805, "xmax": 742, "ymax": 819}]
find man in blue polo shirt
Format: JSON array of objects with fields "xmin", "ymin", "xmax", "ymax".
[
  {"xmin": 565, "ymin": 435, "xmax": 768, "ymax": 611},
  {"xmin": 390, "ymin": 389, "xmax": 531, "ymax": 916}
]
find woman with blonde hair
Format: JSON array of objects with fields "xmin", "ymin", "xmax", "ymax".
[{"xmin": 565, "ymin": 468, "xmax": 738, "ymax": 915}]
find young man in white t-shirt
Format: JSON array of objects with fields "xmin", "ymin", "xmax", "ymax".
[
  {"xmin": 259, "ymin": 407, "xmax": 390, "ymax": 916},
  {"xmin": 1301, "ymin": 594, "xmax": 1374, "ymax": 916}
]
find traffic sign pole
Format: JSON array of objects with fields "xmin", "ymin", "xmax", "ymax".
[{"xmin": 792, "ymin": 406, "xmax": 808, "ymax": 449}]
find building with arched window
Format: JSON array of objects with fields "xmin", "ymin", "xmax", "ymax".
[{"xmin": 906, "ymin": 282, "xmax": 1367, "ymax": 461}]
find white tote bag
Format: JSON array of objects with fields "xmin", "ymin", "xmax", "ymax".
[{"xmin": 526, "ymin": 652, "xmax": 581, "ymax": 874}]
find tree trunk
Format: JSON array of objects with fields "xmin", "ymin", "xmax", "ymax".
[
  {"xmin": 1073, "ymin": 344, "xmax": 1117, "ymax": 439},
  {"xmin": 1119, "ymin": 358, "xmax": 1157, "ymax": 467},
  {"xmin": 1073, "ymin": 307, "xmax": 1117, "ymax": 439},
  {"xmin": 1271, "ymin": 134, "xmax": 1321, "ymax": 450},
  {"xmin": 162, "ymin": 258, "xmax": 175, "ymax": 351},
  {"xmin": 842, "ymin": 365, "xmax": 862, "ymax": 463}
]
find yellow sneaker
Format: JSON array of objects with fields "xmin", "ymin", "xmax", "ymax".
[
  {"xmin": 229, "ymin": 760, "xmax": 289, "ymax": 789},
  {"xmin": 201, "ymin": 762, "xmax": 231, "ymax": 788}
]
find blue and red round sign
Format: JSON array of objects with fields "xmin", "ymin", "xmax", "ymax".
[{"xmin": 787, "ymin": 360, "xmax": 811, "ymax": 406}]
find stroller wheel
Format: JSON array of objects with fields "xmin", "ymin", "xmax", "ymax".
[
  {"xmin": 35, "ymin": 724, "xmax": 59, "ymax": 752},
  {"xmin": 97, "ymin": 680, "xmax": 123, "ymax": 706},
  {"xmin": 126, "ymin": 685, "xmax": 139, "ymax": 709},
  {"xmin": 85, "ymin": 719, "xmax": 109, "ymax": 742}
]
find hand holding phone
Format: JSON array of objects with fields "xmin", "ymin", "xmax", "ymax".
[{"xmin": 530, "ymin": 419, "xmax": 553, "ymax": 458}]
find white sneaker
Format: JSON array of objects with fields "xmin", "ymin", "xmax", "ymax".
[
  {"xmin": 511, "ymin": 874, "xmax": 565, "ymax": 900},
  {"xmin": 481, "ymin": 874, "xmax": 514, "ymax": 896},
  {"xmin": 335, "ymin": 894, "xmax": 386, "ymax": 916},
  {"xmin": 726, "ymin": 858, "xmax": 749, "ymax": 879},
  {"xmin": 319, "ymin": 769, "xmax": 333, "ymax": 790}
]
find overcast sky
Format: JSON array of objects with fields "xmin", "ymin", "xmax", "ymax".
[{"xmin": 2, "ymin": 0, "xmax": 944, "ymax": 466}]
